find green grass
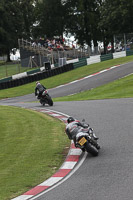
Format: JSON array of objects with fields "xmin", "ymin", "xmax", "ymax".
[
  {"xmin": 53, "ymin": 73, "xmax": 133, "ymax": 101},
  {"xmin": 0, "ymin": 63, "xmax": 24, "ymax": 79},
  {"xmin": 0, "ymin": 106, "xmax": 70, "ymax": 200},
  {"xmin": 1, "ymin": 55, "xmax": 133, "ymax": 99},
  {"xmin": 0, "ymin": 63, "xmax": 39, "ymax": 79},
  {"xmin": 0, "ymin": 60, "xmax": 5, "ymax": 65}
]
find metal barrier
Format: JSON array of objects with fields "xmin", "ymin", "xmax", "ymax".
[
  {"xmin": 100, "ymin": 53, "xmax": 113, "ymax": 62},
  {"xmin": 73, "ymin": 57, "xmax": 87, "ymax": 68},
  {"xmin": 87, "ymin": 55, "xmax": 100, "ymax": 65},
  {"xmin": 126, "ymin": 50, "xmax": 133, "ymax": 56},
  {"xmin": 0, "ymin": 64, "xmax": 74, "ymax": 90}
]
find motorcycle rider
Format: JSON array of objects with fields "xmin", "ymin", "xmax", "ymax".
[
  {"xmin": 35, "ymin": 81, "xmax": 46, "ymax": 99},
  {"xmin": 65, "ymin": 117, "xmax": 99, "ymax": 150}
]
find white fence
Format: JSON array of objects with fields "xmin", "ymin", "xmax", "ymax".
[
  {"xmin": 87, "ymin": 55, "xmax": 101, "ymax": 65},
  {"xmin": 113, "ymin": 51, "xmax": 126, "ymax": 59},
  {"xmin": 68, "ymin": 51, "xmax": 126, "ymax": 66}
]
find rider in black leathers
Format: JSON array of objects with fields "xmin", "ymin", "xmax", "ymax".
[
  {"xmin": 65, "ymin": 117, "xmax": 99, "ymax": 149},
  {"xmin": 35, "ymin": 81, "xmax": 46, "ymax": 99}
]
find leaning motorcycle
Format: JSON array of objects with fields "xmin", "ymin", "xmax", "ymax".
[
  {"xmin": 75, "ymin": 126, "xmax": 100, "ymax": 156},
  {"xmin": 39, "ymin": 90, "xmax": 53, "ymax": 106}
]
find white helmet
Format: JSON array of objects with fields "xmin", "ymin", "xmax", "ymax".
[{"xmin": 36, "ymin": 81, "xmax": 40, "ymax": 85}]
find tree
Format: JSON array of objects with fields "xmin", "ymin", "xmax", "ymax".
[
  {"xmin": 19, "ymin": 0, "xmax": 36, "ymax": 39},
  {"xmin": 0, "ymin": 0, "xmax": 35, "ymax": 61},
  {"xmin": 98, "ymin": 0, "xmax": 133, "ymax": 53},
  {"xmin": 64, "ymin": 0, "xmax": 102, "ymax": 51},
  {"xmin": 34, "ymin": 0, "xmax": 66, "ymax": 38}
]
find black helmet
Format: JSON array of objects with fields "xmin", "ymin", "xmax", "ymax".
[{"xmin": 67, "ymin": 117, "xmax": 75, "ymax": 124}]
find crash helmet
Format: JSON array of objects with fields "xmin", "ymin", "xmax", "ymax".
[
  {"xmin": 36, "ymin": 81, "xmax": 40, "ymax": 85},
  {"xmin": 67, "ymin": 117, "xmax": 75, "ymax": 124}
]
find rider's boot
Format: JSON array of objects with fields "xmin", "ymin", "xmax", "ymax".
[
  {"xmin": 92, "ymin": 133, "xmax": 99, "ymax": 140},
  {"xmin": 96, "ymin": 144, "xmax": 100, "ymax": 149},
  {"xmin": 91, "ymin": 137, "xmax": 100, "ymax": 149}
]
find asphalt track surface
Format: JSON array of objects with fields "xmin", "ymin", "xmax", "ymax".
[{"xmin": 0, "ymin": 61, "xmax": 133, "ymax": 200}]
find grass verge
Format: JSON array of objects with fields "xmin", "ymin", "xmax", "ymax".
[
  {"xmin": 53, "ymin": 73, "xmax": 133, "ymax": 101},
  {"xmin": 0, "ymin": 63, "xmax": 33, "ymax": 79},
  {"xmin": 0, "ymin": 55, "xmax": 133, "ymax": 99},
  {"xmin": 0, "ymin": 106, "xmax": 70, "ymax": 200}
]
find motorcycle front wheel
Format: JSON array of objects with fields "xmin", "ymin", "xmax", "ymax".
[{"xmin": 84, "ymin": 141, "xmax": 99, "ymax": 156}]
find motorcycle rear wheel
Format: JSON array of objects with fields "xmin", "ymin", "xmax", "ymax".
[
  {"xmin": 47, "ymin": 97, "xmax": 53, "ymax": 106},
  {"xmin": 84, "ymin": 141, "xmax": 99, "ymax": 156}
]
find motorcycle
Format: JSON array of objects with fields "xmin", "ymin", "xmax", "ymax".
[
  {"xmin": 39, "ymin": 90, "xmax": 53, "ymax": 106},
  {"xmin": 75, "ymin": 121, "xmax": 100, "ymax": 156}
]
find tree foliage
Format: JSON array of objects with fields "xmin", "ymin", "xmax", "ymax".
[
  {"xmin": 99, "ymin": 0, "xmax": 133, "ymax": 34},
  {"xmin": 33, "ymin": 0, "xmax": 66, "ymax": 38},
  {"xmin": 98, "ymin": 0, "xmax": 133, "ymax": 52},
  {"xmin": 1, "ymin": 0, "xmax": 133, "ymax": 59},
  {"xmin": 0, "ymin": 0, "xmax": 35, "ymax": 60},
  {"xmin": 64, "ymin": 0, "xmax": 102, "ymax": 47}
]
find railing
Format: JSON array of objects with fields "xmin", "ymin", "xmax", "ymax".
[
  {"xmin": 18, "ymin": 39, "xmax": 90, "ymax": 65},
  {"xmin": 18, "ymin": 39, "xmax": 51, "ymax": 56}
]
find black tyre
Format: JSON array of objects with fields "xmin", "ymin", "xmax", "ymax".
[
  {"xmin": 40, "ymin": 99, "xmax": 43, "ymax": 105},
  {"xmin": 47, "ymin": 96, "xmax": 53, "ymax": 106},
  {"xmin": 40, "ymin": 99, "xmax": 45, "ymax": 106},
  {"xmin": 84, "ymin": 141, "xmax": 99, "ymax": 156}
]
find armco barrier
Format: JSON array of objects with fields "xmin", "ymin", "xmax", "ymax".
[
  {"xmin": 27, "ymin": 68, "xmax": 40, "ymax": 75},
  {"xmin": 0, "ymin": 63, "xmax": 74, "ymax": 90},
  {"xmin": 100, "ymin": 53, "xmax": 113, "ymax": 62},
  {"xmin": 73, "ymin": 57, "xmax": 87, "ymax": 68},
  {"xmin": 12, "ymin": 72, "xmax": 27, "ymax": 80},
  {"xmin": 87, "ymin": 55, "xmax": 100, "ymax": 65},
  {"xmin": 0, "ymin": 76, "xmax": 12, "ymax": 83},
  {"xmin": 113, "ymin": 51, "xmax": 126, "ymax": 59},
  {"xmin": 66, "ymin": 58, "xmax": 79, "ymax": 64},
  {"xmin": 126, "ymin": 50, "xmax": 133, "ymax": 56}
]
